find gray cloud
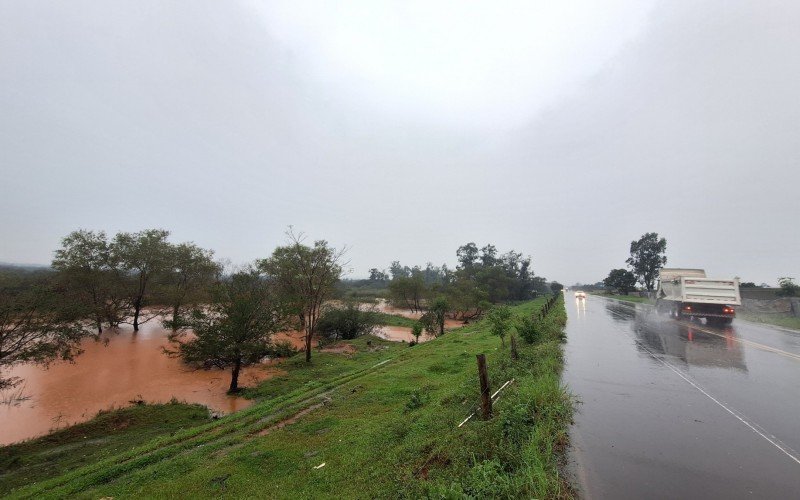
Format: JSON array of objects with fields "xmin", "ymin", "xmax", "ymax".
[{"xmin": 1, "ymin": 1, "xmax": 797, "ymax": 285}]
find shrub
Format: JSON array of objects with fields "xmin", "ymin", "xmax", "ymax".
[
  {"xmin": 778, "ymin": 277, "xmax": 799, "ymax": 297},
  {"xmin": 405, "ymin": 390, "xmax": 425, "ymax": 412},
  {"xmin": 486, "ymin": 305, "xmax": 513, "ymax": 346},
  {"xmin": 269, "ymin": 340, "xmax": 299, "ymax": 358},
  {"xmin": 412, "ymin": 322, "xmax": 423, "ymax": 343},
  {"xmin": 316, "ymin": 303, "xmax": 379, "ymax": 340},
  {"xmin": 515, "ymin": 317, "xmax": 541, "ymax": 344}
]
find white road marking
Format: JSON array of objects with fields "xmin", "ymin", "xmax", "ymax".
[
  {"xmin": 675, "ymin": 320, "xmax": 800, "ymax": 362},
  {"xmin": 634, "ymin": 336, "xmax": 800, "ymax": 466}
]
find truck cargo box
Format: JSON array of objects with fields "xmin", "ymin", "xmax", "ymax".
[{"xmin": 658, "ymin": 272, "xmax": 741, "ymax": 306}]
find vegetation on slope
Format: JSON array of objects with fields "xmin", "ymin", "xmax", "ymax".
[
  {"xmin": 0, "ymin": 402, "xmax": 210, "ymax": 494},
  {"xmin": 6, "ymin": 297, "xmax": 572, "ymax": 499}
]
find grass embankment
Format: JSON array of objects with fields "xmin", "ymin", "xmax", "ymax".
[
  {"xmin": 738, "ymin": 312, "xmax": 800, "ymax": 331},
  {"xmin": 0, "ymin": 403, "xmax": 210, "ymax": 494},
  {"xmin": 6, "ymin": 297, "xmax": 572, "ymax": 499}
]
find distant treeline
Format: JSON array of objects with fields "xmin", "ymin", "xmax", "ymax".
[{"xmin": 354, "ymin": 243, "xmax": 553, "ymax": 321}]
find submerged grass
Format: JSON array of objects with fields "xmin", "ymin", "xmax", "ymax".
[
  {"xmin": 5, "ymin": 297, "xmax": 573, "ymax": 499},
  {"xmin": 372, "ymin": 311, "xmax": 419, "ymax": 328}
]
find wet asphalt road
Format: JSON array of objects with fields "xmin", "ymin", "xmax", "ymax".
[{"xmin": 564, "ymin": 295, "xmax": 800, "ymax": 499}]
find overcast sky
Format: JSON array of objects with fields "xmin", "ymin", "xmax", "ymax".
[{"xmin": 1, "ymin": 0, "xmax": 798, "ymax": 285}]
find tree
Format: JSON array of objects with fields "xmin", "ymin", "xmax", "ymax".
[
  {"xmin": 368, "ymin": 268, "xmax": 389, "ymax": 282},
  {"xmin": 456, "ymin": 242, "xmax": 479, "ymax": 271},
  {"xmin": 603, "ymin": 269, "xmax": 638, "ymax": 295},
  {"xmin": 389, "ymin": 261, "xmax": 410, "ymax": 280},
  {"xmin": 626, "ymin": 232, "xmax": 667, "ymax": 291},
  {"xmin": 429, "ymin": 296, "xmax": 449, "ymax": 336},
  {"xmin": 411, "ymin": 322, "xmax": 423, "ymax": 344},
  {"xmin": 388, "ymin": 274, "xmax": 426, "ymax": 313},
  {"xmin": 259, "ymin": 231, "xmax": 344, "ymax": 363},
  {"xmin": 0, "ymin": 277, "xmax": 91, "ymax": 392},
  {"xmin": 550, "ymin": 281, "xmax": 564, "ymax": 294},
  {"xmin": 480, "ymin": 244, "xmax": 498, "ymax": 267},
  {"xmin": 441, "ymin": 275, "xmax": 489, "ymax": 321},
  {"xmin": 171, "ymin": 269, "xmax": 284, "ymax": 393},
  {"xmin": 161, "ymin": 243, "xmax": 220, "ymax": 331},
  {"xmin": 316, "ymin": 303, "xmax": 379, "ymax": 340},
  {"xmin": 52, "ymin": 230, "xmax": 117, "ymax": 333},
  {"xmin": 777, "ymin": 277, "xmax": 799, "ymax": 297},
  {"xmin": 739, "ymin": 281, "xmax": 757, "ymax": 288},
  {"xmin": 111, "ymin": 229, "xmax": 172, "ymax": 331},
  {"xmin": 420, "ymin": 296, "xmax": 449, "ymax": 337},
  {"xmin": 486, "ymin": 305, "xmax": 513, "ymax": 347}
]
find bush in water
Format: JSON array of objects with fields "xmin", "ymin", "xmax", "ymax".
[{"xmin": 317, "ymin": 303, "xmax": 379, "ymax": 340}]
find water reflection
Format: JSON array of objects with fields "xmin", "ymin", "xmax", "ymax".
[
  {"xmin": 605, "ymin": 301, "xmax": 747, "ymax": 372},
  {"xmin": 574, "ymin": 298, "xmax": 587, "ymax": 318},
  {"xmin": 604, "ymin": 302, "xmax": 636, "ymax": 322}
]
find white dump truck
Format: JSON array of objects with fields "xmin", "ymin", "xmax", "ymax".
[{"xmin": 655, "ymin": 268, "xmax": 741, "ymax": 325}]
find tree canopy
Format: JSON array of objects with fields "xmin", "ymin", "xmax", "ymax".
[
  {"xmin": 259, "ymin": 231, "xmax": 345, "ymax": 362},
  {"xmin": 626, "ymin": 232, "xmax": 667, "ymax": 291},
  {"xmin": 0, "ymin": 274, "xmax": 91, "ymax": 392},
  {"xmin": 603, "ymin": 269, "xmax": 638, "ymax": 295},
  {"xmin": 170, "ymin": 269, "xmax": 285, "ymax": 393}
]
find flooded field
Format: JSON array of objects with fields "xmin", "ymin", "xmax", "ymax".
[
  {"xmin": 0, "ymin": 300, "xmax": 461, "ymax": 445},
  {"xmin": 0, "ymin": 320, "xmax": 284, "ymax": 446},
  {"xmin": 372, "ymin": 299, "xmax": 463, "ymax": 329},
  {"xmin": 371, "ymin": 299, "xmax": 464, "ymax": 342},
  {"xmin": 374, "ymin": 325, "xmax": 432, "ymax": 343}
]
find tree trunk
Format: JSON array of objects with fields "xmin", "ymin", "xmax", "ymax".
[
  {"xmin": 305, "ymin": 331, "xmax": 312, "ymax": 362},
  {"xmin": 171, "ymin": 304, "xmax": 180, "ymax": 331},
  {"xmin": 133, "ymin": 298, "xmax": 141, "ymax": 332},
  {"xmin": 229, "ymin": 360, "xmax": 242, "ymax": 393},
  {"xmin": 96, "ymin": 316, "xmax": 103, "ymax": 334}
]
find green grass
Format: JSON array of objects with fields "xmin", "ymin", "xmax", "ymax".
[
  {"xmin": 241, "ymin": 335, "xmax": 405, "ymax": 401},
  {"xmin": 738, "ymin": 312, "xmax": 800, "ymax": 331},
  {"xmin": 6, "ymin": 298, "xmax": 573, "ymax": 499},
  {"xmin": 0, "ymin": 402, "xmax": 210, "ymax": 495}
]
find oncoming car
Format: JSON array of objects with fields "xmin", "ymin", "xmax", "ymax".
[{"xmin": 574, "ymin": 291, "xmax": 586, "ymax": 299}]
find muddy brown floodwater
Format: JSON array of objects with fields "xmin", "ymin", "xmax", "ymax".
[
  {"xmin": 0, "ymin": 300, "xmax": 461, "ymax": 446},
  {"xmin": 371, "ymin": 299, "xmax": 463, "ymax": 342},
  {"xmin": 0, "ymin": 320, "xmax": 285, "ymax": 446}
]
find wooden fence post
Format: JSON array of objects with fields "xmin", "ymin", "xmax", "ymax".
[
  {"xmin": 476, "ymin": 354, "xmax": 492, "ymax": 419},
  {"xmin": 510, "ymin": 334, "xmax": 519, "ymax": 361}
]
